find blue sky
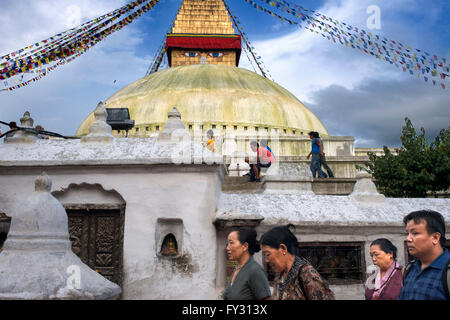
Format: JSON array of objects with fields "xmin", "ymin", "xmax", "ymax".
[{"xmin": 0, "ymin": 0, "xmax": 449, "ymax": 147}]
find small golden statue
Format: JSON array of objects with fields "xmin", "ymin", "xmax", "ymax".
[{"xmin": 161, "ymin": 235, "xmax": 178, "ymax": 256}]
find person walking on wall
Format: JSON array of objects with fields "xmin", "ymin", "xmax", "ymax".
[
  {"xmin": 315, "ymin": 132, "xmax": 334, "ymax": 178},
  {"xmin": 306, "ymin": 131, "xmax": 326, "ymax": 178}
]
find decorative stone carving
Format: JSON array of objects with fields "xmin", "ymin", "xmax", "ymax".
[
  {"xmin": 349, "ymin": 171, "xmax": 386, "ymax": 204},
  {"xmin": 4, "ymin": 111, "xmax": 37, "ymax": 144},
  {"xmin": 263, "ymin": 162, "xmax": 314, "ymax": 195},
  {"xmin": 81, "ymin": 102, "xmax": 114, "ymax": 143},
  {"xmin": 158, "ymin": 107, "xmax": 190, "ymax": 142},
  {"xmin": 0, "ymin": 173, "xmax": 121, "ymax": 299}
]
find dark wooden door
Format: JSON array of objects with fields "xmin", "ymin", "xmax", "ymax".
[{"xmin": 67, "ymin": 209, "xmax": 123, "ymax": 287}]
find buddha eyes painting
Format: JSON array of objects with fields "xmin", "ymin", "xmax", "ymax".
[
  {"xmin": 208, "ymin": 52, "xmax": 223, "ymax": 58},
  {"xmin": 183, "ymin": 52, "xmax": 224, "ymax": 58},
  {"xmin": 184, "ymin": 52, "xmax": 199, "ymax": 57}
]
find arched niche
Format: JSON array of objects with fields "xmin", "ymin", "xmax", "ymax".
[{"xmin": 156, "ymin": 219, "xmax": 183, "ymax": 258}]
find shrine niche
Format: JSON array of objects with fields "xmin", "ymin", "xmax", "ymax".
[
  {"xmin": 160, "ymin": 233, "xmax": 179, "ymax": 256},
  {"xmin": 156, "ymin": 218, "xmax": 183, "ymax": 258}
]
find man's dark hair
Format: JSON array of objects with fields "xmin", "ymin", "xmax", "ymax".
[
  {"xmin": 260, "ymin": 224, "xmax": 298, "ymax": 254},
  {"xmin": 370, "ymin": 238, "xmax": 398, "ymax": 260},
  {"xmin": 403, "ymin": 210, "xmax": 446, "ymax": 247},
  {"xmin": 312, "ymin": 132, "xmax": 319, "ymax": 138},
  {"xmin": 250, "ymin": 140, "xmax": 259, "ymax": 148},
  {"xmin": 207, "ymin": 129, "xmax": 214, "ymax": 138},
  {"xmin": 9, "ymin": 122, "xmax": 17, "ymax": 129}
]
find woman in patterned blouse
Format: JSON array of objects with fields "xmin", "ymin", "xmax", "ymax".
[{"xmin": 260, "ymin": 225, "xmax": 335, "ymax": 300}]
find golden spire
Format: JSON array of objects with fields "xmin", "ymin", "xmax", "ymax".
[
  {"xmin": 166, "ymin": 0, "xmax": 242, "ymax": 67},
  {"xmin": 172, "ymin": 0, "xmax": 235, "ymax": 34}
]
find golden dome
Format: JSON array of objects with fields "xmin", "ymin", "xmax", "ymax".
[{"xmin": 76, "ymin": 64, "xmax": 329, "ymax": 137}]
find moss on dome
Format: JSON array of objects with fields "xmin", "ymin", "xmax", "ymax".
[{"xmin": 76, "ymin": 64, "xmax": 328, "ymax": 137}]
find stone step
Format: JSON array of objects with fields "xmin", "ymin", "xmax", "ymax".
[{"xmin": 222, "ymin": 176, "xmax": 264, "ymax": 194}]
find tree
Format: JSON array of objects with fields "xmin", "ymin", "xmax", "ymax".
[{"xmin": 361, "ymin": 118, "xmax": 449, "ymax": 198}]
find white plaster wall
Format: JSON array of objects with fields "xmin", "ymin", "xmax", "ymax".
[{"xmin": 0, "ymin": 165, "xmax": 221, "ymax": 300}]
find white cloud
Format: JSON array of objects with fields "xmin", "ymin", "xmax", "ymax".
[{"xmin": 0, "ymin": 0, "xmax": 149, "ymax": 135}]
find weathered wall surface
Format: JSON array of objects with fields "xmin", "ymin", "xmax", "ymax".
[
  {"xmin": 0, "ymin": 165, "xmax": 222, "ymax": 300},
  {"xmin": 0, "ymin": 134, "xmax": 224, "ymax": 300}
]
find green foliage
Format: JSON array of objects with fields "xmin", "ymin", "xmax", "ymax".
[{"xmin": 361, "ymin": 118, "xmax": 449, "ymax": 198}]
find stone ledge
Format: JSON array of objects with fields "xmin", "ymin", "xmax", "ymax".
[{"xmin": 312, "ymin": 178, "xmax": 357, "ymax": 195}]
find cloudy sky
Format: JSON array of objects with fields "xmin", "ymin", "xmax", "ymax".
[{"xmin": 0, "ymin": 0, "xmax": 448, "ymax": 148}]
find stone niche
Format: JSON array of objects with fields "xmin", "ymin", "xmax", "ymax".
[{"xmin": 156, "ymin": 218, "xmax": 183, "ymax": 258}]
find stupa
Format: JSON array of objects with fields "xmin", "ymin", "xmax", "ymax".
[{"xmin": 76, "ymin": 0, "xmax": 329, "ymax": 153}]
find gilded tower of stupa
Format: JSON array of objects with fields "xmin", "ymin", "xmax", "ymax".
[
  {"xmin": 76, "ymin": 0, "xmax": 330, "ymax": 159},
  {"xmin": 166, "ymin": 0, "xmax": 242, "ymax": 67}
]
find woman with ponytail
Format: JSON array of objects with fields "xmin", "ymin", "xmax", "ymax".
[
  {"xmin": 223, "ymin": 228, "xmax": 271, "ymax": 300},
  {"xmin": 260, "ymin": 224, "xmax": 335, "ymax": 300}
]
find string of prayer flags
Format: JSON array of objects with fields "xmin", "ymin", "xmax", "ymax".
[
  {"xmin": 0, "ymin": 0, "xmax": 158, "ymax": 76},
  {"xmin": 0, "ymin": 0, "xmax": 151, "ymax": 65},
  {"xmin": 224, "ymin": 0, "xmax": 273, "ymax": 81},
  {"xmin": 0, "ymin": 0, "xmax": 161, "ymax": 92},
  {"xmin": 242, "ymin": 0, "xmax": 448, "ymax": 89}
]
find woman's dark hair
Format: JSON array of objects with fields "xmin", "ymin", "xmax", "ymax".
[
  {"xmin": 260, "ymin": 224, "xmax": 298, "ymax": 254},
  {"xmin": 236, "ymin": 228, "xmax": 260, "ymax": 255},
  {"xmin": 370, "ymin": 238, "xmax": 398, "ymax": 260},
  {"xmin": 403, "ymin": 210, "xmax": 446, "ymax": 247}
]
